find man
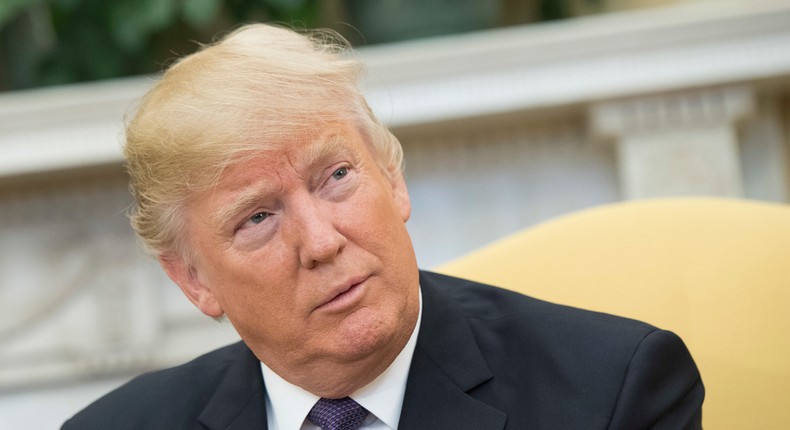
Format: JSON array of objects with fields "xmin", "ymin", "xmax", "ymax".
[{"xmin": 63, "ymin": 24, "xmax": 703, "ymax": 429}]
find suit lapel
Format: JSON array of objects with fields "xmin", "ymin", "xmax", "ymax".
[
  {"xmin": 398, "ymin": 272, "xmax": 507, "ymax": 429},
  {"xmin": 198, "ymin": 342, "xmax": 269, "ymax": 430}
]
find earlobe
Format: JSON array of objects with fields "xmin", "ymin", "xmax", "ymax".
[{"xmin": 159, "ymin": 255, "xmax": 225, "ymax": 318}]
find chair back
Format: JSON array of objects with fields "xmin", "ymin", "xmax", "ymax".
[{"xmin": 437, "ymin": 198, "xmax": 790, "ymax": 429}]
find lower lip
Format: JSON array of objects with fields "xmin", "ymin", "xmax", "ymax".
[{"xmin": 317, "ymin": 280, "xmax": 367, "ymax": 313}]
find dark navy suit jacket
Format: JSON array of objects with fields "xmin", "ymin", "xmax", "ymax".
[{"xmin": 63, "ymin": 271, "xmax": 704, "ymax": 429}]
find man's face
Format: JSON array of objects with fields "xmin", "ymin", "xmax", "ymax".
[{"xmin": 162, "ymin": 121, "xmax": 420, "ymax": 393}]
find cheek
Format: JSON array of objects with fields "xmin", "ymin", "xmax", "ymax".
[
  {"xmin": 221, "ymin": 272, "xmax": 300, "ymax": 345},
  {"xmin": 207, "ymin": 254, "xmax": 291, "ymax": 315},
  {"xmin": 349, "ymin": 183, "xmax": 407, "ymax": 235}
]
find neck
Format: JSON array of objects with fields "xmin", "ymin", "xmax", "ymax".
[{"xmin": 260, "ymin": 306, "xmax": 419, "ymax": 398}]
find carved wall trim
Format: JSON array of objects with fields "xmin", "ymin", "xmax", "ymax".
[
  {"xmin": 588, "ymin": 86, "xmax": 756, "ymax": 198},
  {"xmin": 589, "ymin": 86, "xmax": 755, "ymax": 138},
  {"xmin": 403, "ymin": 115, "xmax": 619, "ymax": 267},
  {"xmin": 0, "ymin": 175, "xmax": 240, "ymax": 391}
]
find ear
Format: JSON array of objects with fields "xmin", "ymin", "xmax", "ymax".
[
  {"xmin": 388, "ymin": 170, "xmax": 411, "ymax": 222},
  {"xmin": 159, "ymin": 255, "xmax": 224, "ymax": 318}
]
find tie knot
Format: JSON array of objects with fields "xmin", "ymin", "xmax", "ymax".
[{"xmin": 307, "ymin": 397, "xmax": 369, "ymax": 430}]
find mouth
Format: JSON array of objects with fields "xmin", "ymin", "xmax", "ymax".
[{"xmin": 314, "ymin": 275, "xmax": 369, "ymax": 313}]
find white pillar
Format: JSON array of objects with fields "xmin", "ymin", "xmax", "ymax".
[{"xmin": 590, "ymin": 86, "xmax": 755, "ymax": 199}]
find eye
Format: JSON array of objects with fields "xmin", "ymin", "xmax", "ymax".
[
  {"xmin": 236, "ymin": 211, "xmax": 271, "ymax": 232},
  {"xmin": 332, "ymin": 167, "xmax": 348, "ymax": 180},
  {"xmin": 248, "ymin": 212, "xmax": 269, "ymax": 225}
]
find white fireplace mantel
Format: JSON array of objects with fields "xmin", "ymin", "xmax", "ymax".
[{"xmin": 2, "ymin": 0, "xmax": 790, "ymax": 180}]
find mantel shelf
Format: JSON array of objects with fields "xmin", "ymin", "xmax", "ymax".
[{"xmin": 2, "ymin": 0, "xmax": 790, "ymax": 179}]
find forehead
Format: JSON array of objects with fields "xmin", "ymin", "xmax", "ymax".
[{"xmin": 239, "ymin": 126, "xmax": 363, "ymax": 178}]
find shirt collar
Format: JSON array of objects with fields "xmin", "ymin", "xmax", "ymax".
[{"xmin": 261, "ymin": 287, "xmax": 423, "ymax": 430}]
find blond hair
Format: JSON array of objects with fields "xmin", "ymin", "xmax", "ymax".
[{"xmin": 124, "ymin": 23, "xmax": 403, "ymax": 260}]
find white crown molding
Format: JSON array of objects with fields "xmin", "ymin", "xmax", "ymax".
[
  {"xmin": 0, "ymin": 77, "xmax": 154, "ymax": 179},
  {"xmin": 2, "ymin": 0, "xmax": 790, "ymax": 179},
  {"xmin": 360, "ymin": 0, "xmax": 790, "ymax": 126}
]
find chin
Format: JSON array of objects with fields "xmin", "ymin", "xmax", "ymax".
[{"xmin": 333, "ymin": 308, "xmax": 401, "ymax": 360}]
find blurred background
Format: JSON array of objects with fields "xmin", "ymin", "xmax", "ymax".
[{"xmin": 1, "ymin": 0, "xmax": 789, "ymax": 427}]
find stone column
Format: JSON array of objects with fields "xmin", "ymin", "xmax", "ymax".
[{"xmin": 590, "ymin": 86, "xmax": 755, "ymax": 199}]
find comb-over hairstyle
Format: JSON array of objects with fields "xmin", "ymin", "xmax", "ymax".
[{"xmin": 124, "ymin": 24, "xmax": 404, "ymax": 260}]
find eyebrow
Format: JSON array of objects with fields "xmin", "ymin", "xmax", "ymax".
[
  {"xmin": 211, "ymin": 186, "xmax": 269, "ymax": 230},
  {"xmin": 210, "ymin": 133, "xmax": 360, "ymax": 230},
  {"xmin": 298, "ymin": 133, "xmax": 359, "ymax": 169}
]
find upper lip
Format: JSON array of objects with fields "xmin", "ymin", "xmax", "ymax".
[{"xmin": 315, "ymin": 274, "xmax": 369, "ymax": 309}]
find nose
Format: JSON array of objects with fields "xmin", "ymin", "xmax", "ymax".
[{"xmin": 289, "ymin": 194, "xmax": 347, "ymax": 269}]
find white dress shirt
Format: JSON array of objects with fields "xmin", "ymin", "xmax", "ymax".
[{"xmin": 261, "ymin": 289, "xmax": 423, "ymax": 430}]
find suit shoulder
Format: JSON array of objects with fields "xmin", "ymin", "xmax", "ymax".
[
  {"xmin": 423, "ymin": 271, "xmax": 654, "ymax": 333},
  {"xmin": 62, "ymin": 342, "xmax": 249, "ymax": 430},
  {"xmin": 418, "ymin": 271, "xmax": 702, "ymax": 428},
  {"xmin": 420, "ymin": 271, "xmax": 664, "ymax": 367}
]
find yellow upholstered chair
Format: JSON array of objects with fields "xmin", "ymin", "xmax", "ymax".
[{"xmin": 436, "ymin": 198, "xmax": 790, "ymax": 430}]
